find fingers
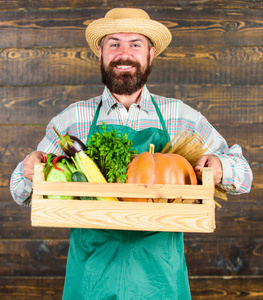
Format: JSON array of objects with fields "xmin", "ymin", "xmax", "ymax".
[
  {"xmin": 23, "ymin": 151, "xmax": 47, "ymax": 181},
  {"xmin": 194, "ymin": 156, "xmax": 208, "ymax": 181},
  {"xmin": 194, "ymin": 155, "xmax": 223, "ymax": 184},
  {"xmin": 195, "ymin": 156, "xmax": 208, "ymax": 170}
]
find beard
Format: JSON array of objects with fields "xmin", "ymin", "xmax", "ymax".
[{"xmin": 100, "ymin": 55, "xmax": 152, "ymax": 95}]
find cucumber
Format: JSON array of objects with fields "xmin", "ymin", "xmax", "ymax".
[
  {"xmin": 71, "ymin": 171, "xmax": 94, "ymax": 200},
  {"xmin": 71, "ymin": 171, "xmax": 88, "ymax": 183}
]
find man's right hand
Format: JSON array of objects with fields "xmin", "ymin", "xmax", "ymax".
[{"xmin": 23, "ymin": 151, "xmax": 47, "ymax": 181}]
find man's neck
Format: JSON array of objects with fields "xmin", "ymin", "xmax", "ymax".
[{"xmin": 111, "ymin": 88, "xmax": 143, "ymax": 110}]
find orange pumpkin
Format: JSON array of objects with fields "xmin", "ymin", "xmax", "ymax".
[{"xmin": 121, "ymin": 152, "xmax": 197, "ymax": 202}]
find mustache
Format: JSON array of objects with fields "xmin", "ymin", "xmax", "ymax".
[{"xmin": 109, "ymin": 59, "xmax": 141, "ymax": 68}]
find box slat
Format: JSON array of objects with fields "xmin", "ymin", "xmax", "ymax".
[
  {"xmin": 31, "ymin": 198, "xmax": 215, "ymax": 232},
  {"xmin": 31, "ymin": 164, "xmax": 216, "ymax": 233},
  {"xmin": 33, "ymin": 181, "xmax": 214, "ymax": 200}
]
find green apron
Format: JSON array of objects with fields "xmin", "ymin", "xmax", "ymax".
[{"xmin": 62, "ymin": 97, "xmax": 191, "ymax": 300}]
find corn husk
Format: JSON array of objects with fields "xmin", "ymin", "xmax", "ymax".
[{"xmin": 161, "ymin": 131, "xmax": 227, "ymax": 204}]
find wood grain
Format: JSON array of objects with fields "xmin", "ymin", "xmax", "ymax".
[
  {"xmin": 189, "ymin": 276, "xmax": 263, "ymax": 299},
  {"xmin": 2, "ymin": 179, "xmax": 260, "ymax": 239},
  {"xmin": 1, "ymin": 84, "xmax": 262, "ymax": 125},
  {"xmin": 33, "ymin": 180, "xmax": 214, "ymax": 199},
  {"xmin": 0, "ymin": 201, "xmax": 71, "ymax": 239},
  {"xmin": 1, "ymin": 46, "xmax": 263, "ymax": 85},
  {"xmin": 184, "ymin": 237, "xmax": 263, "ymax": 276},
  {"xmin": 0, "ymin": 126, "xmax": 47, "ymax": 164},
  {"xmin": 1, "ymin": 0, "xmax": 263, "ymax": 10},
  {"xmin": 0, "ymin": 276, "xmax": 65, "ymax": 300},
  {"xmin": 1, "ymin": 124, "xmax": 261, "ymax": 163},
  {"xmin": 2, "ymin": 197, "xmax": 263, "ymax": 239},
  {"xmin": 31, "ymin": 165, "xmax": 215, "ymax": 232},
  {"xmin": 214, "ymin": 124, "xmax": 263, "ymax": 162},
  {"xmin": 0, "ymin": 275, "xmax": 262, "ymax": 300},
  {"xmin": 0, "ymin": 85, "xmax": 104, "ymax": 124},
  {"xmin": 0, "ymin": 239, "xmax": 68, "ymax": 277},
  {"xmin": 0, "ymin": 236, "xmax": 262, "ymax": 276},
  {"xmin": 173, "ymin": 84, "xmax": 263, "ymax": 125},
  {"xmin": 31, "ymin": 198, "xmax": 215, "ymax": 232},
  {"xmin": 0, "ymin": 8, "xmax": 263, "ymax": 48},
  {"xmin": 1, "ymin": 1, "xmax": 261, "ymax": 298}
]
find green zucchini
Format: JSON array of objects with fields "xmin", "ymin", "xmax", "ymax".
[
  {"xmin": 71, "ymin": 171, "xmax": 88, "ymax": 183},
  {"xmin": 71, "ymin": 171, "xmax": 94, "ymax": 200}
]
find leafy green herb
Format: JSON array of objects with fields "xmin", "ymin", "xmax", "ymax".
[{"xmin": 85, "ymin": 123, "xmax": 137, "ymax": 183}]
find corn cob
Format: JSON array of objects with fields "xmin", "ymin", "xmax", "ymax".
[{"xmin": 76, "ymin": 151, "xmax": 119, "ymax": 201}]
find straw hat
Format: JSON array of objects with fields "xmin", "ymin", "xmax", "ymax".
[{"xmin": 85, "ymin": 8, "xmax": 172, "ymax": 58}]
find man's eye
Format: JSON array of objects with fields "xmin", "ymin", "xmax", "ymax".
[
  {"xmin": 132, "ymin": 44, "xmax": 140, "ymax": 48},
  {"xmin": 110, "ymin": 43, "xmax": 118, "ymax": 48}
]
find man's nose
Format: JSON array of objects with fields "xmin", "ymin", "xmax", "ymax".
[{"xmin": 118, "ymin": 44, "xmax": 131, "ymax": 59}]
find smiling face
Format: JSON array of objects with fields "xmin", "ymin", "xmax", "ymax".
[{"xmin": 98, "ymin": 33, "xmax": 155, "ymax": 95}]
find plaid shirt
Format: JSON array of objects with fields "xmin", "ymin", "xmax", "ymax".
[{"xmin": 10, "ymin": 85, "xmax": 253, "ymax": 205}]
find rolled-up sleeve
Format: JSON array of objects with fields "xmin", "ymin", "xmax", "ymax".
[
  {"xmin": 10, "ymin": 116, "xmax": 64, "ymax": 206},
  {"xmin": 10, "ymin": 158, "xmax": 33, "ymax": 205},
  {"xmin": 194, "ymin": 113, "xmax": 253, "ymax": 195}
]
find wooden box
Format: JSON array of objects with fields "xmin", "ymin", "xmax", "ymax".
[{"xmin": 31, "ymin": 164, "xmax": 216, "ymax": 233}]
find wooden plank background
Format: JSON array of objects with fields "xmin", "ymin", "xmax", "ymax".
[{"xmin": 1, "ymin": 0, "xmax": 262, "ymax": 299}]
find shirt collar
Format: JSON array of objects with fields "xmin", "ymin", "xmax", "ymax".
[{"xmin": 101, "ymin": 85, "xmax": 152, "ymax": 114}]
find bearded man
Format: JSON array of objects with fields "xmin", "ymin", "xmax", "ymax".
[{"xmin": 10, "ymin": 8, "xmax": 252, "ymax": 300}]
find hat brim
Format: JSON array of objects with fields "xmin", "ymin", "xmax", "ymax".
[{"xmin": 85, "ymin": 18, "xmax": 172, "ymax": 58}]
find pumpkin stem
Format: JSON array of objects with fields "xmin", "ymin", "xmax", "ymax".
[{"xmin": 148, "ymin": 144, "xmax": 155, "ymax": 154}]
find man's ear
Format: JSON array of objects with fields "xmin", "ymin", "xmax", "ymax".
[
  {"xmin": 98, "ymin": 46, "xmax": 102, "ymax": 64},
  {"xmin": 149, "ymin": 47, "xmax": 156, "ymax": 65}
]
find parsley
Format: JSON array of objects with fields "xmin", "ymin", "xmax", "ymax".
[{"xmin": 85, "ymin": 124, "xmax": 137, "ymax": 183}]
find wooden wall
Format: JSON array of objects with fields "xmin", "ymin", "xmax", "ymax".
[{"xmin": 1, "ymin": 0, "xmax": 262, "ymax": 299}]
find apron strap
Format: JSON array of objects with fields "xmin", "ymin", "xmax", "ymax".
[
  {"xmin": 150, "ymin": 95, "xmax": 170, "ymax": 142},
  {"xmin": 89, "ymin": 94, "xmax": 170, "ymax": 142},
  {"xmin": 88, "ymin": 99, "xmax": 102, "ymax": 139}
]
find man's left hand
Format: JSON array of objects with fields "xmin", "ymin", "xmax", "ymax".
[{"xmin": 194, "ymin": 155, "xmax": 223, "ymax": 184}]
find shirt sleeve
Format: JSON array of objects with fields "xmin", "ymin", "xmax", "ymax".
[
  {"xmin": 193, "ymin": 112, "xmax": 253, "ymax": 195},
  {"xmin": 10, "ymin": 98, "xmax": 99, "ymax": 206},
  {"xmin": 10, "ymin": 104, "xmax": 80, "ymax": 206},
  {"xmin": 9, "ymin": 115, "xmax": 64, "ymax": 206},
  {"xmin": 10, "ymin": 159, "xmax": 33, "ymax": 206}
]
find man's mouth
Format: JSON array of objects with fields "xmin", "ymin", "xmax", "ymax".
[{"xmin": 116, "ymin": 65, "xmax": 133, "ymax": 70}]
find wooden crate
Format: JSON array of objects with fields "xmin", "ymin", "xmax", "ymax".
[{"xmin": 31, "ymin": 164, "xmax": 216, "ymax": 233}]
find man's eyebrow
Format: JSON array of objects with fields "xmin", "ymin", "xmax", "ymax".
[
  {"xmin": 130, "ymin": 38, "xmax": 144, "ymax": 43},
  {"xmin": 106, "ymin": 37, "xmax": 120, "ymax": 42},
  {"xmin": 106, "ymin": 37, "xmax": 144, "ymax": 43}
]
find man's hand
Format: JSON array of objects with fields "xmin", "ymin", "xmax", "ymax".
[
  {"xmin": 194, "ymin": 155, "xmax": 223, "ymax": 184},
  {"xmin": 23, "ymin": 151, "xmax": 47, "ymax": 181}
]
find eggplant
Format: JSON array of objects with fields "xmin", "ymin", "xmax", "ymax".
[{"xmin": 52, "ymin": 125, "xmax": 87, "ymax": 157}]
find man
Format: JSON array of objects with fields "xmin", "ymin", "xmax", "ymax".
[{"xmin": 10, "ymin": 8, "xmax": 252, "ymax": 299}]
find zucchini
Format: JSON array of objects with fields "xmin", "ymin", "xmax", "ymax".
[
  {"xmin": 71, "ymin": 171, "xmax": 88, "ymax": 183},
  {"xmin": 71, "ymin": 171, "xmax": 94, "ymax": 200}
]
